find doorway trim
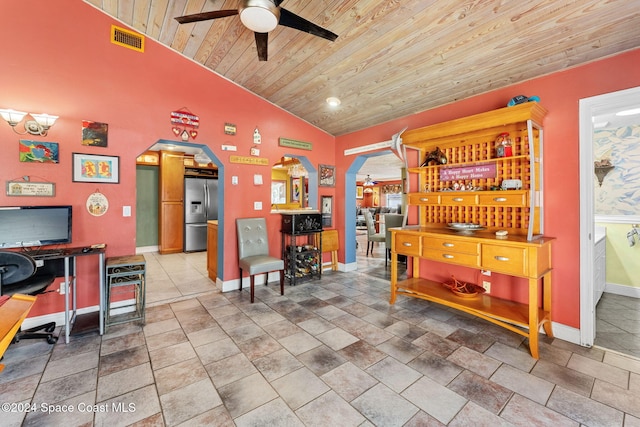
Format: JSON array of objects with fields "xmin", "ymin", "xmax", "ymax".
[
  {"xmin": 344, "ymin": 150, "xmax": 396, "ymax": 269},
  {"xmin": 152, "ymin": 140, "xmax": 225, "ymax": 279},
  {"xmin": 579, "ymin": 86, "xmax": 640, "ymax": 347}
]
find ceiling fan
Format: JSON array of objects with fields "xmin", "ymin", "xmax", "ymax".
[{"xmin": 175, "ymin": 0, "xmax": 338, "ymax": 61}]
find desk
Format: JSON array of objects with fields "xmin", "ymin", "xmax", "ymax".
[{"xmin": 28, "ymin": 246, "xmax": 106, "ymax": 344}]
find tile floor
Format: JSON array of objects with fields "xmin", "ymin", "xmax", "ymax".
[
  {"xmin": 2, "ymin": 240, "xmax": 640, "ymax": 426},
  {"xmin": 595, "ymin": 293, "xmax": 640, "ymax": 359}
]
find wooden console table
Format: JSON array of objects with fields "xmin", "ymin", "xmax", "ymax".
[{"xmin": 390, "ymin": 225, "xmax": 554, "ymax": 359}]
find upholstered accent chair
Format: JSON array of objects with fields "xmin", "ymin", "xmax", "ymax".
[{"xmin": 236, "ymin": 218, "xmax": 284, "ymax": 303}]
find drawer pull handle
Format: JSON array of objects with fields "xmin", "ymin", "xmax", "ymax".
[
  {"xmin": 494, "ymin": 256, "xmax": 510, "ymax": 262},
  {"xmin": 442, "ymin": 254, "xmax": 454, "ymax": 259},
  {"xmin": 494, "ymin": 197, "xmax": 507, "ymax": 202},
  {"xmin": 452, "ymin": 197, "xmax": 464, "ymax": 202},
  {"xmin": 443, "ymin": 243, "xmax": 454, "ymax": 248},
  {"xmin": 402, "ymin": 242, "xmax": 412, "ymax": 247},
  {"xmin": 419, "ymin": 197, "xmax": 429, "ymax": 202}
]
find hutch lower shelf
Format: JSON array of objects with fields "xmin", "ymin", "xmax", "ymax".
[{"xmin": 390, "ymin": 225, "xmax": 554, "ymax": 359}]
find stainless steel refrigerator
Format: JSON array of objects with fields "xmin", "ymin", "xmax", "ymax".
[{"xmin": 184, "ymin": 176, "xmax": 218, "ymax": 252}]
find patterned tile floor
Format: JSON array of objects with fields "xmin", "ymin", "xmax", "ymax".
[{"xmin": 1, "ymin": 241, "xmax": 640, "ymax": 426}]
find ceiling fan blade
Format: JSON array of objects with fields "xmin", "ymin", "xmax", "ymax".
[
  {"xmin": 255, "ymin": 32, "xmax": 268, "ymax": 61},
  {"xmin": 278, "ymin": 8, "xmax": 338, "ymax": 42},
  {"xmin": 175, "ymin": 10, "xmax": 238, "ymax": 24}
]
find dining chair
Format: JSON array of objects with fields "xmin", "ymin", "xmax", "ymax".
[
  {"xmin": 236, "ymin": 218, "xmax": 284, "ymax": 303},
  {"xmin": 384, "ymin": 213, "xmax": 405, "ymax": 266},
  {"xmin": 364, "ymin": 210, "xmax": 385, "ymax": 257}
]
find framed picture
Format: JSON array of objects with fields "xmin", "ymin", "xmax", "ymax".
[
  {"xmin": 271, "ymin": 180, "xmax": 286, "ymax": 204},
  {"xmin": 291, "ymin": 177, "xmax": 301, "ymax": 202},
  {"xmin": 19, "ymin": 140, "xmax": 59, "ymax": 163},
  {"xmin": 356, "ymin": 186, "xmax": 364, "ymax": 199},
  {"xmin": 319, "ymin": 164, "xmax": 335, "ymax": 187},
  {"xmin": 82, "ymin": 120, "xmax": 108, "ymax": 147},
  {"xmin": 321, "ymin": 195, "xmax": 333, "ymax": 227},
  {"xmin": 72, "ymin": 153, "xmax": 120, "ymax": 184}
]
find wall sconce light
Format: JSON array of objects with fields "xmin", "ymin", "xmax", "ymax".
[{"xmin": 0, "ymin": 109, "xmax": 59, "ymax": 136}]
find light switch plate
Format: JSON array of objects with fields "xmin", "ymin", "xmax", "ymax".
[
  {"xmin": 254, "ymin": 201, "xmax": 262, "ymax": 210},
  {"xmin": 123, "ymin": 206, "xmax": 131, "ymax": 217}
]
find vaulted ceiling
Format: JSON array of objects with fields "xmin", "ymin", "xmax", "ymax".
[{"xmin": 85, "ymin": 0, "xmax": 639, "ymax": 137}]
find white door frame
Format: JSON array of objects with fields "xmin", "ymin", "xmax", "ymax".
[{"xmin": 579, "ymin": 86, "xmax": 640, "ymax": 347}]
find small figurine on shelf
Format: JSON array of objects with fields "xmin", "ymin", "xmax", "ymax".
[
  {"xmin": 421, "ymin": 147, "xmax": 448, "ymax": 166},
  {"xmin": 494, "ymin": 132, "xmax": 513, "ymax": 158}
]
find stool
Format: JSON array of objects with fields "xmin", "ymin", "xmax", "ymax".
[{"xmin": 105, "ymin": 255, "xmax": 146, "ymax": 329}]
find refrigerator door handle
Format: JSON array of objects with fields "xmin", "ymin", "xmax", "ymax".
[{"xmin": 204, "ymin": 182, "xmax": 209, "ymax": 217}]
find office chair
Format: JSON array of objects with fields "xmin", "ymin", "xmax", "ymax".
[
  {"xmin": 236, "ymin": 218, "xmax": 284, "ymax": 303},
  {"xmin": 364, "ymin": 210, "xmax": 385, "ymax": 257},
  {"xmin": 0, "ymin": 251, "xmax": 58, "ymax": 344}
]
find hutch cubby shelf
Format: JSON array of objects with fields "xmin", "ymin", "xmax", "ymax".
[{"xmin": 390, "ymin": 102, "xmax": 554, "ymax": 358}]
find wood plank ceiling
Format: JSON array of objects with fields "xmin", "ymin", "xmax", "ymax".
[{"xmin": 85, "ymin": 0, "xmax": 640, "ymax": 136}]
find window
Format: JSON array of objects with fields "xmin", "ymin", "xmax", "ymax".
[{"xmin": 386, "ymin": 193, "xmax": 402, "ymax": 210}]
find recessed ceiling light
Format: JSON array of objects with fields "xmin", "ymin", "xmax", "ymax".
[
  {"xmin": 326, "ymin": 97, "xmax": 341, "ymax": 107},
  {"xmin": 615, "ymin": 108, "xmax": 640, "ymax": 116}
]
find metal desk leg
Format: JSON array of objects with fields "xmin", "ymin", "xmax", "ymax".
[
  {"xmin": 64, "ymin": 257, "xmax": 70, "ymax": 344},
  {"xmin": 99, "ymin": 252, "xmax": 105, "ymax": 336}
]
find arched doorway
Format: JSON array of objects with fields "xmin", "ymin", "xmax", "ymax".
[{"xmin": 136, "ymin": 139, "xmax": 225, "ymax": 278}]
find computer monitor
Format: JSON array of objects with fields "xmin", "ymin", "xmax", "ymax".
[{"xmin": 0, "ymin": 205, "xmax": 72, "ymax": 249}]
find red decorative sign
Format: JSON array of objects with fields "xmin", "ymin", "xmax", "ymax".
[
  {"xmin": 170, "ymin": 110, "xmax": 199, "ymax": 127},
  {"xmin": 440, "ymin": 163, "xmax": 497, "ymax": 181},
  {"xmin": 170, "ymin": 109, "xmax": 199, "ymax": 140}
]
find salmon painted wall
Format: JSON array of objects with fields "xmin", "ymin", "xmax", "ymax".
[
  {"xmin": 0, "ymin": 0, "xmax": 335, "ymax": 317},
  {"xmin": 336, "ymin": 48, "xmax": 640, "ymax": 329}
]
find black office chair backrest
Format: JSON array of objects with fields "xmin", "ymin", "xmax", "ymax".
[{"xmin": 0, "ymin": 251, "xmax": 53, "ymax": 297}]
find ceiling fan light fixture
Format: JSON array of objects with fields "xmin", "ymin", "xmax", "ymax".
[{"xmin": 239, "ymin": 0, "xmax": 280, "ymax": 33}]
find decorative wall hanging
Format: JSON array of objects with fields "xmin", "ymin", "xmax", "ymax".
[
  {"xmin": 271, "ymin": 181, "xmax": 286, "ymax": 204},
  {"xmin": 318, "ymin": 164, "xmax": 335, "ymax": 187},
  {"xmin": 72, "ymin": 153, "xmax": 120, "ymax": 183},
  {"xmin": 6, "ymin": 178, "xmax": 55, "ymax": 197},
  {"xmin": 291, "ymin": 177, "xmax": 301, "ymax": 202},
  {"xmin": 86, "ymin": 191, "xmax": 109, "ymax": 216},
  {"xmin": 229, "ymin": 155, "xmax": 269, "ymax": 165},
  {"xmin": 19, "ymin": 140, "xmax": 59, "ymax": 163},
  {"xmin": 170, "ymin": 108, "xmax": 199, "ymax": 141},
  {"xmin": 82, "ymin": 120, "xmax": 108, "ymax": 147},
  {"xmin": 356, "ymin": 186, "xmax": 364, "ymax": 199},
  {"xmin": 279, "ymin": 137, "xmax": 312, "ymax": 150},
  {"xmin": 224, "ymin": 123, "xmax": 236, "ymax": 135},
  {"xmin": 321, "ymin": 195, "xmax": 333, "ymax": 227},
  {"xmin": 381, "ymin": 184, "xmax": 403, "ymax": 194},
  {"xmin": 250, "ymin": 147, "xmax": 260, "ymax": 156},
  {"xmin": 253, "ymin": 127, "xmax": 261, "ymax": 144}
]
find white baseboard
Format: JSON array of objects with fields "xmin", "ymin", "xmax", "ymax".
[
  {"xmin": 551, "ymin": 321, "xmax": 581, "ymax": 346},
  {"xmin": 21, "ymin": 299, "xmax": 136, "ymax": 330},
  {"xmin": 220, "ymin": 272, "xmax": 283, "ymax": 293},
  {"xmin": 342, "ymin": 262, "xmax": 358, "ymax": 272},
  {"xmin": 136, "ymin": 246, "xmax": 159, "ymax": 254},
  {"xmin": 604, "ymin": 282, "xmax": 640, "ymax": 298}
]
